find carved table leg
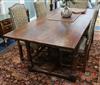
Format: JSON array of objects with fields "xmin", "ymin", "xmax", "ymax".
[
  {"xmin": 25, "ymin": 41, "xmax": 34, "ymax": 71},
  {"xmin": 17, "ymin": 40, "xmax": 24, "ymax": 61}
]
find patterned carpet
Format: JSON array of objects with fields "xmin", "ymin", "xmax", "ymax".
[
  {"xmin": 0, "ymin": 39, "xmax": 15, "ymax": 52},
  {"xmin": 0, "ymin": 39, "xmax": 99, "ymax": 85}
]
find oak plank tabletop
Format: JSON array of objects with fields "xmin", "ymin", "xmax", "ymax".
[{"xmin": 4, "ymin": 8, "xmax": 94, "ymax": 49}]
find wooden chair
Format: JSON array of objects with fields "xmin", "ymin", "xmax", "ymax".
[
  {"xmin": 34, "ymin": 2, "xmax": 67, "ymax": 67},
  {"xmin": 34, "ymin": 2, "xmax": 47, "ymax": 17},
  {"xmin": 73, "ymin": 5, "xmax": 99, "ymax": 72},
  {"xmin": 59, "ymin": 6, "xmax": 99, "ymax": 72},
  {"xmin": 9, "ymin": 3, "xmax": 41, "ymax": 61},
  {"xmin": 68, "ymin": 0, "xmax": 88, "ymax": 8},
  {"xmin": 9, "ymin": 3, "xmax": 28, "ymax": 30}
]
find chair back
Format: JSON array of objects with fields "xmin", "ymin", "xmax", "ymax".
[
  {"xmin": 34, "ymin": 2, "xmax": 47, "ymax": 17},
  {"xmin": 68, "ymin": 0, "xmax": 88, "ymax": 8},
  {"xmin": 87, "ymin": 5, "xmax": 99, "ymax": 43},
  {"xmin": 9, "ymin": 3, "xmax": 28, "ymax": 29}
]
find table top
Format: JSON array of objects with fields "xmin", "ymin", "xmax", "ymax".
[
  {"xmin": 47, "ymin": 8, "xmax": 81, "ymax": 22},
  {"xmin": 4, "ymin": 8, "xmax": 94, "ymax": 49}
]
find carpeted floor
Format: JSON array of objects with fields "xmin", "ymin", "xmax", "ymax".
[
  {"xmin": 0, "ymin": 32, "xmax": 100, "ymax": 85},
  {"xmin": 0, "ymin": 39, "xmax": 15, "ymax": 52},
  {"xmin": 95, "ymin": 26, "xmax": 100, "ymax": 31}
]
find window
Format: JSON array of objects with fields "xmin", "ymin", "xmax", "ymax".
[
  {"xmin": 0, "ymin": 0, "xmax": 36, "ymax": 20},
  {"xmin": 24, "ymin": 0, "xmax": 35, "ymax": 19},
  {"xmin": 0, "ymin": 2, "xmax": 3, "ymax": 15},
  {"xmin": 0, "ymin": 0, "xmax": 58, "ymax": 20},
  {"xmin": 2, "ymin": 0, "xmax": 19, "ymax": 14},
  {"xmin": 89, "ymin": 0, "xmax": 97, "ymax": 7}
]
